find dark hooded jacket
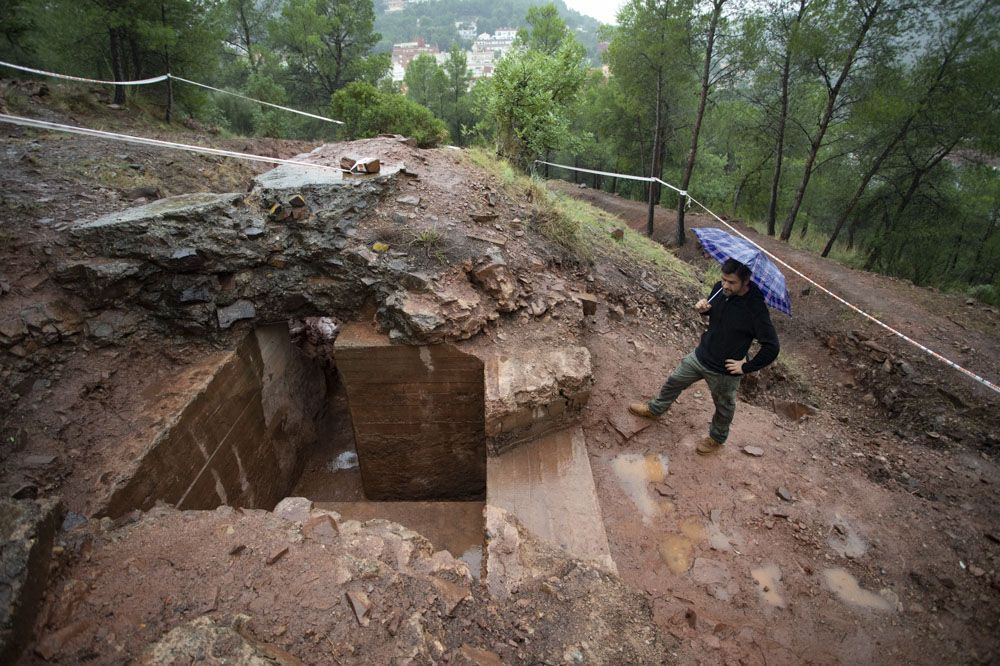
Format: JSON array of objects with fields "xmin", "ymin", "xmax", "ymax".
[{"xmin": 695, "ymin": 281, "xmax": 779, "ymax": 375}]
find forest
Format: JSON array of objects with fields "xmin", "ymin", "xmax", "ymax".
[{"xmin": 1, "ymin": 0, "xmax": 997, "ymax": 302}]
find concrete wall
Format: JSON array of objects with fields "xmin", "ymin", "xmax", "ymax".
[
  {"xmin": 335, "ymin": 322, "xmax": 486, "ymax": 501},
  {"xmin": 102, "ymin": 325, "xmax": 326, "ymax": 517}
]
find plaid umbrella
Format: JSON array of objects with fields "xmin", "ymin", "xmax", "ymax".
[{"xmin": 693, "ymin": 227, "xmax": 792, "ymax": 316}]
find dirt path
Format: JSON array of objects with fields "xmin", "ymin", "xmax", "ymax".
[
  {"xmin": 554, "ymin": 181, "xmax": 1000, "ymax": 664},
  {"xmin": 553, "ymin": 181, "xmax": 1000, "ymax": 403}
]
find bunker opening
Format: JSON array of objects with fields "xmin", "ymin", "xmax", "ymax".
[{"xmin": 100, "ymin": 318, "xmax": 486, "ymax": 573}]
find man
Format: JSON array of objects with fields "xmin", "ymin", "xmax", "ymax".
[{"xmin": 629, "ymin": 258, "xmax": 779, "ymax": 455}]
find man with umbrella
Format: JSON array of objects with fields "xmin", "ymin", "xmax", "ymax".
[{"xmin": 629, "ymin": 229, "xmax": 784, "ymax": 456}]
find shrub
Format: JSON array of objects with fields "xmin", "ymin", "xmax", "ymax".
[{"xmin": 330, "ymin": 82, "xmax": 449, "ymax": 147}]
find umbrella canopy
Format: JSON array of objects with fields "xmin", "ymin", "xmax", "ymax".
[{"xmin": 693, "ymin": 227, "xmax": 792, "ymax": 316}]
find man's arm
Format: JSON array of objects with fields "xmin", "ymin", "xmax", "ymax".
[{"xmin": 742, "ymin": 312, "xmax": 779, "ymax": 373}]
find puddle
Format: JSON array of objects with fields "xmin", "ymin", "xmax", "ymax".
[
  {"xmin": 611, "ymin": 453, "xmax": 669, "ymax": 524},
  {"xmin": 658, "ymin": 517, "xmax": 706, "ymax": 574},
  {"xmin": 327, "ymin": 451, "xmax": 358, "ymax": 471},
  {"xmin": 659, "ymin": 535, "xmax": 695, "ymax": 574},
  {"xmin": 751, "ymin": 564, "xmax": 786, "ymax": 608},
  {"xmin": 460, "ymin": 546, "xmax": 483, "ymax": 580},
  {"xmin": 822, "ymin": 568, "xmax": 894, "ymax": 611}
]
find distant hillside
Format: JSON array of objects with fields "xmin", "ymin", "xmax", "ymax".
[{"xmin": 375, "ymin": 0, "xmax": 603, "ymax": 62}]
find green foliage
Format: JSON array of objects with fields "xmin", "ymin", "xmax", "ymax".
[
  {"xmin": 404, "ymin": 54, "xmax": 448, "ymax": 117},
  {"xmin": 485, "ymin": 20, "xmax": 586, "ymax": 167},
  {"xmin": 269, "ymin": 0, "xmax": 388, "ymax": 108},
  {"xmin": 331, "ymin": 81, "xmax": 448, "ymax": 147}
]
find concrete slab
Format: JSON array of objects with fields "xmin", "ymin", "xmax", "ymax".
[{"xmin": 487, "ymin": 426, "xmax": 616, "ymax": 573}]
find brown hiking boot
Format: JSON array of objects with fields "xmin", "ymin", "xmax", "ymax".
[
  {"xmin": 628, "ymin": 402, "xmax": 660, "ymax": 419},
  {"xmin": 696, "ymin": 437, "xmax": 724, "ymax": 456}
]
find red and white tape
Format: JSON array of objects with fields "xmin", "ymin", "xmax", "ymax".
[{"xmin": 0, "ymin": 60, "xmax": 343, "ymax": 125}]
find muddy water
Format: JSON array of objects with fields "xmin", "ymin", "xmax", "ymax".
[
  {"xmin": 316, "ymin": 501, "xmax": 484, "ymax": 578},
  {"xmin": 751, "ymin": 564, "xmax": 786, "ymax": 608},
  {"xmin": 822, "ymin": 567, "xmax": 894, "ymax": 611},
  {"xmin": 611, "ymin": 453, "xmax": 670, "ymax": 524},
  {"xmin": 657, "ymin": 517, "xmax": 706, "ymax": 574}
]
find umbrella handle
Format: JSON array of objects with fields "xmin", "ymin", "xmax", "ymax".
[{"xmin": 707, "ymin": 287, "xmax": 723, "ymax": 303}]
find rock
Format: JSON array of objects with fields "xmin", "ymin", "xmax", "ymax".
[
  {"xmin": 273, "ymin": 497, "xmax": 313, "ymax": 523},
  {"xmin": 303, "ymin": 515, "xmax": 339, "ymax": 543},
  {"xmin": 470, "ymin": 212, "xmax": 498, "ymax": 224},
  {"xmin": 607, "ymin": 304, "xmax": 625, "ymax": 321},
  {"xmin": 346, "ymin": 590, "xmax": 372, "ymax": 626},
  {"xmin": 432, "ymin": 577, "xmax": 471, "ymax": 616},
  {"xmin": 742, "ymin": 446, "xmax": 764, "ymax": 457},
  {"xmin": 85, "ymin": 309, "xmax": 138, "ymax": 345},
  {"xmin": 22, "ymin": 454, "xmax": 56, "ymax": 467},
  {"xmin": 138, "ymin": 617, "xmax": 302, "ymax": 665},
  {"xmin": 469, "ymin": 253, "xmax": 519, "ymax": 312},
  {"xmin": 453, "ymin": 644, "xmax": 504, "ymax": 666},
  {"xmin": 611, "ymin": 228, "xmax": 624, "ymax": 240},
  {"xmin": 397, "ymin": 195, "xmax": 421, "ymax": 206},
  {"xmin": 485, "ymin": 347, "xmax": 593, "ymax": 449},
  {"xmin": 217, "ymin": 300, "xmax": 256, "ymax": 329},
  {"xmin": 266, "ymin": 546, "xmax": 289, "ymax": 565},
  {"xmin": 776, "ymin": 487, "xmax": 793, "ymax": 502},
  {"xmin": 54, "ymin": 259, "xmax": 144, "ymax": 306},
  {"xmin": 168, "ymin": 247, "xmax": 202, "ymax": 271},
  {"xmin": 0, "ymin": 317, "xmax": 28, "ymax": 345},
  {"xmin": 1, "ymin": 497, "xmax": 63, "ymax": 664}
]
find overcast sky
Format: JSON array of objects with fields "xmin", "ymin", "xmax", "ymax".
[{"xmin": 564, "ymin": 0, "xmax": 625, "ymax": 25}]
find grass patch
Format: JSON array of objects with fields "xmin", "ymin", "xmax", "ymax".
[
  {"xmin": 741, "ymin": 217, "xmax": 864, "ymax": 269},
  {"xmin": 466, "ymin": 148, "xmax": 698, "ymax": 288}
]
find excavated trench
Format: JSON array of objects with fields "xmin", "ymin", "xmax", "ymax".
[{"xmin": 101, "ymin": 318, "xmax": 488, "ymax": 573}]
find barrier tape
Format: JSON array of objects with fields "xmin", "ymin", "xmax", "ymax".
[
  {"xmin": 537, "ymin": 160, "xmax": 1000, "ymax": 395},
  {"xmin": 534, "ymin": 160, "xmax": 688, "ymax": 197},
  {"xmin": 0, "ymin": 114, "xmax": 350, "ymax": 175},
  {"xmin": 168, "ymin": 76, "xmax": 343, "ymax": 125},
  {"xmin": 0, "ymin": 60, "xmax": 344, "ymax": 125},
  {"xmin": 0, "ymin": 60, "xmax": 169, "ymax": 86}
]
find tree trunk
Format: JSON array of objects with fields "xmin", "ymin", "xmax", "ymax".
[
  {"xmin": 677, "ymin": 0, "xmax": 725, "ymax": 247},
  {"xmin": 780, "ymin": 0, "xmax": 882, "ymax": 241},
  {"xmin": 767, "ymin": 0, "xmax": 806, "ymax": 236},
  {"xmin": 573, "ymin": 156, "xmax": 580, "ymax": 184},
  {"xmin": 109, "ymin": 27, "xmax": 126, "ymax": 106},
  {"xmin": 162, "ymin": 3, "xmax": 173, "ymax": 123},
  {"xmin": 646, "ymin": 74, "xmax": 663, "ymax": 238}
]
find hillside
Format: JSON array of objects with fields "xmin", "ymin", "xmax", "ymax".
[
  {"xmin": 375, "ymin": 0, "xmax": 603, "ymax": 60},
  {"xmin": 1, "ymin": 81, "xmax": 999, "ymax": 665}
]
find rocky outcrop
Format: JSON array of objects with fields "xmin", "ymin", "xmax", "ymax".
[
  {"xmin": 484, "ymin": 346, "xmax": 593, "ymax": 453},
  {"xmin": 0, "ymin": 497, "xmax": 62, "ymax": 664}
]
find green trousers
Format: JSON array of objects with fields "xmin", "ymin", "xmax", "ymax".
[{"xmin": 647, "ymin": 352, "xmax": 742, "ymax": 444}]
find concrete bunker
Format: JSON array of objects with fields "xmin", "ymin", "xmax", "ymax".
[{"xmin": 100, "ymin": 317, "xmax": 487, "ymax": 568}]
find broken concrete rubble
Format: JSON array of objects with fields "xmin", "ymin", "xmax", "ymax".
[
  {"xmin": 31, "ymin": 503, "xmax": 666, "ymax": 664},
  {"xmin": 484, "ymin": 346, "xmax": 593, "ymax": 453}
]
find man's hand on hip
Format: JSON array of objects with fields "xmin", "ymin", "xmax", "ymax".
[{"xmin": 725, "ymin": 359, "xmax": 746, "ymax": 375}]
